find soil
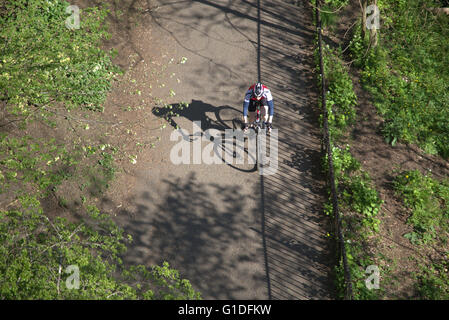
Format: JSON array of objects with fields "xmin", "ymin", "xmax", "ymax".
[
  {"xmin": 0, "ymin": 0, "xmax": 177, "ymax": 232},
  {"xmin": 45, "ymin": 0, "xmax": 176, "ymax": 218}
]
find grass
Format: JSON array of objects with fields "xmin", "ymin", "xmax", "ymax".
[
  {"xmin": 349, "ymin": 1, "xmax": 449, "ymax": 158},
  {"xmin": 316, "ymin": 37, "xmax": 384, "ymax": 299},
  {"xmin": 392, "ymin": 169, "xmax": 449, "ymax": 299},
  {"xmin": 328, "ymin": 145, "xmax": 384, "ymax": 299},
  {"xmin": 394, "ymin": 170, "xmax": 449, "ymax": 245},
  {"xmin": 316, "ymin": 0, "xmax": 449, "ymax": 300}
]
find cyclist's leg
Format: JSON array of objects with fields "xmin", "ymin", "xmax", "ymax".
[
  {"xmin": 247, "ymin": 100, "xmax": 257, "ymax": 127},
  {"xmin": 248, "ymin": 112, "xmax": 256, "ymax": 127},
  {"xmin": 262, "ymin": 100, "xmax": 269, "ymax": 123}
]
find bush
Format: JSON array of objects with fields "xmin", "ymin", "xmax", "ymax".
[
  {"xmin": 317, "ymin": 45, "xmax": 357, "ymax": 139},
  {"xmin": 394, "ymin": 170, "xmax": 449, "ymax": 245},
  {"xmin": 330, "ymin": 146, "xmax": 382, "ymax": 234},
  {"xmin": 416, "ymin": 263, "xmax": 449, "ymax": 300},
  {"xmin": 325, "ymin": 145, "xmax": 383, "ymax": 299},
  {"xmin": 0, "ymin": 0, "xmax": 121, "ymax": 197},
  {"xmin": 0, "ymin": 0, "xmax": 120, "ymax": 116},
  {"xmin": 349, "ymin": 0, "xmax": 449, "ymax": 158},
  {"xmin": 0, "ymin": 1, "xmax": 202, "ymax": 300},
  {"xmin": 0, "ymin": 196, "xmax": 201, "ymax": 299},
  {"xmin": 316, "ymin": 27, "xmax": 381, "ymax": 298}
]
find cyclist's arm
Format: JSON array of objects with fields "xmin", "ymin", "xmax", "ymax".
[
  {"xmin": 243, "ymin": 90, "xmax": 252, "ymax": 117},
  {"xmin": 243, "ymin": 100, "xmax": 250, "ymax": 117},
  {"xmin": 267, "ymin": 100, "xmax": 274, "ymax": 116},
  {"xmin": 265, "ymin": 89, "xmax": 274, "ymax": 117}
]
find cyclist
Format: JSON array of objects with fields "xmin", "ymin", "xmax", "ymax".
[{"xmin": 242, "ymin": 82, "xmax": 274, "ymax": 134}]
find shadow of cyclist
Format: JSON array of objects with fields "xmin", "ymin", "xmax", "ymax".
[
  {"xmin": 153, "ymin": 99, "xmax": 256, "ymax": 173},
  {"xmin": 152, "ymin": 99, "xmax": 243, "ymax": 135}
]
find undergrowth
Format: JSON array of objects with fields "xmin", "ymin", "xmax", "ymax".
[
  {"xmin": 394, "ymin": 169, "xmax": 449, "ymax": 299},
  {"xmin": 349, "ymin": 0, "xmax": 449, "ymax": 158},
  {"xmin": 315, "ymin": 34, "xmax": 384, "ymax": 299}
]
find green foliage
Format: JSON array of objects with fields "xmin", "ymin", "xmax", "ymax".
[
  {"xmin": 0, "ymin": 0, "xmax": 120, "ymax": 116},
  {"xmin": 345, "ymin": 0, "xmax": 449, "ymax": 298},
  {"xmin": 335, "ymin": 249, "xmax": 382, "ymax": 300},
  {"xmin": 322, "ymin": 0, "xmax": 349, "ymax": 8},
  {"xmin": 0, "ymin": 196, "xmax": 201, "ymax": 300},
  {"xmin": 320, "ymin": 0, "xmax": 349, "ymax": 28},
  {"xmin": 325, "ymin": 145, "xmax": 383, "ymax": 299},
  {"xmin": 329, "ymin": 146, "xmax": 382, "ymax": 234},
  {"xmin": 329, "ymin": 144, "xmax": 360, "ymax": 177},
  {"xmin": 318, "ymin": 45, "xmax": 357, "ymax": 139},
  {"xmin": 316, "ymin": 26, "xmax": 382, "ymax": 298},
  {"xmin": 394, "ymin": 170, "xmax": 449, "ymax": 245},
  {"xmin": 0, "ymin": 0, "xmax": 121, "ymax": 198},
  {"xmin": 350, "ymin": 0, "xmax": 449, "ymax": 158},
  {"xmin": 393, "ymin": 170, "xmax": 449, "ymax": 298},
  {"xmin": 342, "ymin": 175, "xmax": 382, "ymax": 233},
  {"xmin": 415, "ymin": 261, "xmax": 449, "ymax": 300},
  {"xmin": 0, "ymin": 135, "xmax": 72, "ymax": 195},
  {"xmin": 0, "ymin": 133, "xmax": 117, "ymax": 201},
  {"xmin": 0, "ymin": 0, "xmax": 200, "ymax": 299}
]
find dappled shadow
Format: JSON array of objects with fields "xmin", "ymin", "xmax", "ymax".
[
  {"xmin": 73, "ymin": 0, "xmax": 151, "ymax": 70},
  {"xmin": 152, "ymin": 99, "xmax": 242, "ymax": 132},
  {"xmin": 153, "ymin": 99, "xmax": 257, "ymax": 172},
  {"xmin": 148, "ymin": 0, "xmax": 335, "ymax": 299},
  {"xmin": 258, "ymin": 0, "xmax": 335, "ymax": 299},
  {"xmin": 282, "ymin": 144, "xmax": 324, "ymax": 195},
  {"xmin": 114, "ymin": 172, "xmax": 267, "ymax": 299},
  {"xmin": 148, "ymin": 0, "xmax": 257, "ymax": 102}
]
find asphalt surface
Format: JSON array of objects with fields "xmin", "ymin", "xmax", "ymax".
[{"xmin": 117, "ymin": 0, "xmax": 335, "ymax": 299}]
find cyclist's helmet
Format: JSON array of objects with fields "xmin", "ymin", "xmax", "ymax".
[{"xmin": 253, "ymin": 82, "xmax": 264, "ymax": 100}]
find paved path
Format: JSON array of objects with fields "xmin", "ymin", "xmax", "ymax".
[{"xmin": 116, "ymin": 0, "xmax": 335, "ymax": 299}]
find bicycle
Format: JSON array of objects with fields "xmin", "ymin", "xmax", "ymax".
[
  {"xmin": 252, "ymin": 101, "xmax": 262, "ymax": 133},
  {"xmin": 251, "ymin": 101, "xmax": 266, "ymax": 172},
  {"xmin": 243, "ymin": 101, "xmax": 271, "ymax": 172}
]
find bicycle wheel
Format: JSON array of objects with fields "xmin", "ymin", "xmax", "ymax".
[{"xmin": 212, "ymin": 133, "xmax": 257, "ymax": 173}]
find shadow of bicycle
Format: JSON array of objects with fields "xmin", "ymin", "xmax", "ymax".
[
  {"xmin": 152, "ymin": 99, "xmax": 242, "ymax": 132},
  {"xmin": 153, "ymin": 99, "xmax": 259, "ymax": 172}
]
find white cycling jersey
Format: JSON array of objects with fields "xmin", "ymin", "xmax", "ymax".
[{"xmin": 243, "ymin": 84, "xmax": 273, "ymax": 105}]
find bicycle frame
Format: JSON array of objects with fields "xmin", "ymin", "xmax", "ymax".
[
  {"xmin": 253, "ymin": 101, "xmax": 263, "ymax": 133},
  {"xmin": 254, "ymin": 102, "xmax": 262, "ymax": 171}
]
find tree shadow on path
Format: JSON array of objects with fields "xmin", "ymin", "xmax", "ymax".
[{"xmin": 114, "ymin": 172, "xmax": 268, "ymax": 299}]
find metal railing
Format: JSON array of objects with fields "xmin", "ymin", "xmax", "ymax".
[{"xmin": 315, "ymin": 0, "xmax": 353, "ymax": 300}]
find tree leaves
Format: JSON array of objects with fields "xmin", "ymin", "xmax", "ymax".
[{"xmin": 0, "ymin": 198, "xmax": 200, "ymax": 299}]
